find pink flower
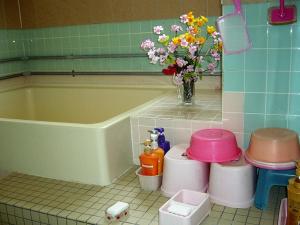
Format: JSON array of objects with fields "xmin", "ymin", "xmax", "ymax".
[
  {"xmin": 211, "ymin": 50, "xmax": 220, "ymax": 61},
  {"xmin": 186, "ymin": 65, "xmax": 195, "ymax": 72},
  {"xmin": 180, "ymin": 38, "xmax": 189, "ymax": 48},
  {"xmin": 212, "ymin": 31, "xmax": 220, "ymax": 39},
  {"xmin": 176, "ymin": 58, "xmax": 188, "ymax": 67},
  {"xmin": 173, "ymin": 73, "xmax": 184, "ymax": 85},
  {"xmin": 167, "ymin": 43, "xmax": 177, "ymax": 53},
  {"xmin": 171, "ymin": 25, "xmax": 183, "ymax": 32},
  {"xmin": 207, "ymin": 63, "xmax": 216, "ymax": 72},
  {"xmin": 188, "ymin": 45, "xmax": 197, "ymax": 56},
  {"xmin": 158, "ymin": 34, "xmax": 169, "ymax": 43},
  {"xmin": 180, "ymin": 14, "xmax": 188, "ymax": 23},
  {"xmin": 153, "ymin": 26, "xmax": 164, "ymax": 35},
  {"xmin": 140, "ymin": 39, "xmax": 154, "ymax": 50}
]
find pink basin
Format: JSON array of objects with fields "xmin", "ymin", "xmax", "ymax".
[{"xmin": 187, "ymin": 129, "xmax": 241, "ymax": 163}]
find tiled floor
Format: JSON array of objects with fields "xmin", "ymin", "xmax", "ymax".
[{"xmin": 0, "ymin": 167, "xmax": 284, "ymax": 225}]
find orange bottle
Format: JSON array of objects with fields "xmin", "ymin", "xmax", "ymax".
[
  {"xmin": 152, "ymin": 142, "xmax": 164, "ymax": 175},
  {"xmin": 139, "ymin": 139, "xmax": 159, "ymax": 176},
  {"xmin": 149, "ymin": 130, "xmax": 165, "ymax": 175}
]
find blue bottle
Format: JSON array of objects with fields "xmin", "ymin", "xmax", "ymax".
[{"xmin": 154, "ymin": 127, "xmax": 170, "ymax": 154}]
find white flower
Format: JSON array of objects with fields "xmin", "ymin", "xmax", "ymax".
[
  {"xmin": 176, "ymin": 58, "xmax": 188, "ymax": 67},
  {"xmin": 180, "ymin": 38, "xmax": 189, "ymax": 48},
  {"xmin": 153, "ymin": 26, "xmax": 164, "ymax": 35},
  {"xmin": 171, "ymin": 25, "xmax": 183, "ymax": 32},
  {"xmin": 140, "ymin": 39, "xmax": 154, "ymax": 50}
]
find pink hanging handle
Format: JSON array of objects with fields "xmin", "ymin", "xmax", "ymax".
[
  {"xmin": 233, "ymin": 0, "xmax": 242, "ymax": 14},
  {"xmin": 279, "ymin": 0, "xmax": 286, "ymax": 17}
]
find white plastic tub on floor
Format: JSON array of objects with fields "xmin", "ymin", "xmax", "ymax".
[{"xmin": 159, "ymin": 189, "xmax": 211, "ymax": 225}]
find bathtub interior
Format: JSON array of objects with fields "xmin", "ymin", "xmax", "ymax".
[{"xmin": 0, "ymin": 86, "xmax": 165, "ymax": 123}]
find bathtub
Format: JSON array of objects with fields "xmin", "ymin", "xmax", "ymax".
[{"xmin": 0, "ymin": 75, "xmax": 168, "ymax": 185}]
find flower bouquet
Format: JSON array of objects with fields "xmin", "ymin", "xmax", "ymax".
[{"xmin": 140, "ymin": 12, "xmax": 222, "ymax": 105}]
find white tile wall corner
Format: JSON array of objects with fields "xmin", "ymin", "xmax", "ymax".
[
  {"xmin": 223, "ymin": 92, "xmax": 244, "ymax": 113},
  {"xmin": 223, "ymin": 112, "xmax": 244, "ymax": 133},
  {"xmin": 233, "ymin": 132, "xmax": 244, "ymax": 150},
  {"xmin": 131, "ymin": 90, "xmax": 246, "ymax": 164},
  {"xmin": 131, "ymin": 117, "xmax": 225, "ymax": 165}
]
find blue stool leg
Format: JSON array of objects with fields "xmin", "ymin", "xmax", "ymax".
[
  {"xmin": 255, "ymin": 169, "xmax": 270, "ymax": 209},
  {"xmin": 255, "ymin": 168, "xmax": 295, "ymax": 210}
]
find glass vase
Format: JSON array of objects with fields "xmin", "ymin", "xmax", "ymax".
[{"xmin": 182, "ymin": 79, "xmax": 195, "ymax": 105}]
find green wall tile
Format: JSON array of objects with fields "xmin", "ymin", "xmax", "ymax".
[
  {"xmin": 288, "ymin": 116, "xmax": 300, "ymax": 134},
  {"xmin": 291, "ymin": 49, "xmax": 300, "ymax": 71},
  {"xmin": 289, "ymin": 94, "xmax": 300, "ymax": 115},
  {"xmin": 290, "ymin": 72, "xmax": 300, "ymax": 93},
  {"xmin": 268, "ymin": 25, "xmax": 292, "ymax": 49},
  {"xmin": 223, "ymin": 71, "xmax": 244, "ymax": 92},
  {"xmin": 244, "ymin": 113, "xmax": 265, "ymax": 133},
  {"xmin": 265, "ymin": 115, "xmax": 287, "ymax": 128},
  {"xmin": 245, "ymin": 49, "xmax": 267, "ymax": 71},
  {"xmin": 248, "ymin": 26, "xmax": 267, "ymax": 49},
  {"xmin": 267, "ymin": 72, "xmax": 290, "ymax": 93},
  {"xmin": 268, "ymin": 49, "xmax": 291, "ymax": 71},
  {"xmin": 292, "ymin": 25, "xmax": 300, "ymax": 48},
  {"xmin": 223, "ymin": 54, "xmax": 244, "ymax": 72},
  {"xmin": 245, "ymin": 72, "xmax": 266, "ymax": 92},
  {"xmin": 266, "ymin": 94, "xmax": 288, "ymax": 114},
  {"xmin": 245, "ymin": 93, "xmax": 265, "ymax": 113},
  {"xmin": 245, "ymin": 3, "xmax": 269, "ymax": 26}
]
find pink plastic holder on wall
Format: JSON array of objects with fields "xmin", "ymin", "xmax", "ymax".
[{"xmin": 216, "ymin": 0, "xmax": 252, "ymax": 54}]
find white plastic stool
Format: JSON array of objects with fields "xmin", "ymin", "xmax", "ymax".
[
  {"xmin": 208, "ymin": 154, "xmax": 256, "ymax": 208},
  {"xmin": 161, "ymin": 144, "xmax": 209, "ymax": 197}
]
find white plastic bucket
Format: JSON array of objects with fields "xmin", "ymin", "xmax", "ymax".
[
  {"xmin": 208, "ymin": 155, "xmax": 256, "ymax": 208},
  {"xmin": 159, "ymin": 189, "xmax": 211, "ymax": 225},
  {"xmin": 161, "ymin": 144, "xmax": 209, "ymax": 197},
  {"xmin": 136, "ymin": 167, "xmax": 162, "ymax": 191}
]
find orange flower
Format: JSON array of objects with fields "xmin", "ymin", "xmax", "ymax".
[
  {"xmin": 189, "ymin": 26, "xmax": 198, "ymax": 35},
  {"xmin": 197, "ymin": 37, "xmax": 206, "ymax": 45},
  {"xmin": 218, "ymin": 41, "xmax": 223, "ymax": 50},
  {"xmin": 186, "ymin": 34, "xmax": 195, "ymax": 43},
  {"xmin": 196, "ymin": 18, "xmax": 204, "ymax": 27}
]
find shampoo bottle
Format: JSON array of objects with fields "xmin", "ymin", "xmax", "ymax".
[
  {"xmin": 154, "ymin": 127, "xmax": 170, "ymax": 154},
  {"xmin": 148, "ymin": 130, "xmax": 164, "ymax": 175},
  {"xmin": 287, "ymin": 161, "xmax": 300, "ymax": 225},
  {"xmin": 139, "ymin": 139, "xmax": 159, "ymax": 176}
]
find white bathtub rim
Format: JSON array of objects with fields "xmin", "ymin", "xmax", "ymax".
[{"xmin": 0, "ymin": 90, "xmax": 171, "ymax": 128}]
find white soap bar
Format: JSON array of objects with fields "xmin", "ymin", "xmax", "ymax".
[
  {"xmin": 106, "ymin": 201, "xmax": 129, "ymax": 217},
  {"xmin": 167, "ymin": 202, "xmax": 193, "ymax": 217}
]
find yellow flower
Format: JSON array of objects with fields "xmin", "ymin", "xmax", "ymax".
[
  {"xmin": 195, "ymin": 18, "xmax": 204, "ymax": 27},
  {"xmin": 201, "ymin": 16, "xmax": 208, "ymax": 23},
  {"xmin": 185, "ymin": 34, "xmax": 195, "ymax": 43},
  {"xmin": 197, "ymin": 37, "xmax": 206, "ymax": 45},
  {"xmin": 172, "ymin": 37, "xmax": 181, "ymax": 45},
  {"xmin": 187, "ymin": 11, "xmax": 195, "ymax": 25},
  {"xmin": 207, "ymin": 26, "xmax": 216, "ymax": 34},
  {"xmin": 218, "ymin": 41, "xmax": 223, "ymax": 50},
  {"xmin": 187, "ymin": 11, "xmax": 194, "ymax": 17}
]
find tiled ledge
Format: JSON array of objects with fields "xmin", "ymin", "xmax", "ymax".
[
  {"xmin": 136, "ymin": 89, "xmax": 222, "ymax": 121},
  {"xmin": 131, "ymin": 89, "xmax": 222, "ymax": 165}
]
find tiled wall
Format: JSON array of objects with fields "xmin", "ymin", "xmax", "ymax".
[
  {"xmin": 223, "ymin": 1, "xmax": 300, "ymax": 148},
  {"xmin": 0, "ymin": 29, "xmax": 25, "ymax": 77},
  {"xmin": 25, "ymin": 17, "xmax": 218, "ymax": 73},
  {"xmin": 0, "ymin": 16, "xmax": 218, "ymax": 76}
]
